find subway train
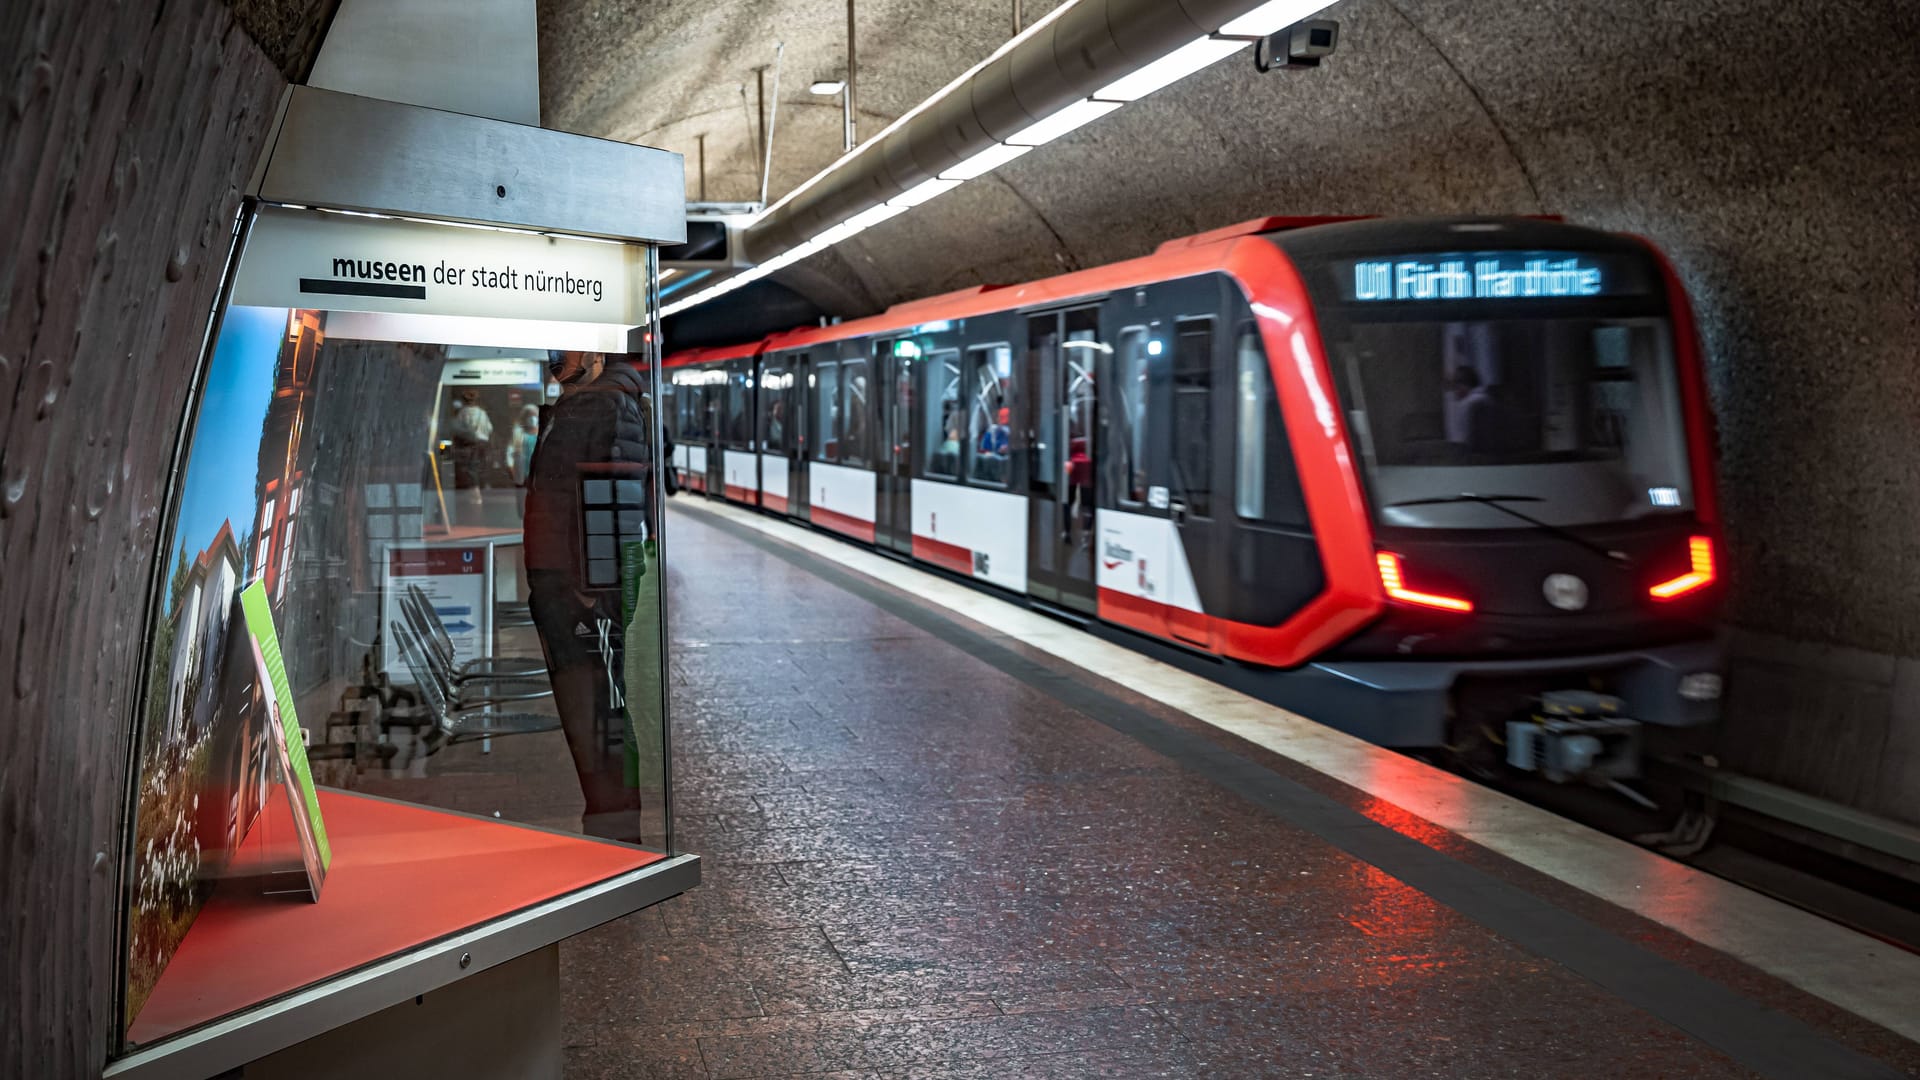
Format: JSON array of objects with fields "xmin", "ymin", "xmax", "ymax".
[{"xmin": 663, "ymin": 216, "xmax": 1725, "ymax": 787}]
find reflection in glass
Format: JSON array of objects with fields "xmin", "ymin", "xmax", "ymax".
[
  {"xmin": 1333, "ymin": 318, "xmax": 1692, "ymax": 527},
  {"xmin": 125, "ymin": 300, "xmax": 672, "ymax": 1044}
]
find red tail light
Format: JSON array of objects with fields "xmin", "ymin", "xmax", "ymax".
[
  {"xmin": 1376, "ymin": 552, "xmax": 1473, "ymax": 613},
  {"xmin": 1649, "ymin": 536, "xmax": 1716, "ymax": 600}
]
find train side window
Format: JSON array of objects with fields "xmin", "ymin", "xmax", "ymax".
[
  {"xmin": 725, "ymin": 361, "xmax": 750, "ymax": 449},
  {"xmin": 842, "ymin": 357, "xmax": 870, "ymax": 467},
  {"xmin": 1234, "ymin": 327, "xmax": 1310, "ymax": 528},
  {"xmin": 1114, "ymin": 327, "xmax": 1151, "ymax": 505},
  {"xmin": 795, "ymin": 353, "xmax": 811, "ymax": 458},
  {"xmin": 685, "ymin": 376, "xmax": 701, "ymax": 438},
  {"xmin": 925, "ymin": 350, "xmax": 961, "ymax": 479},
  {"xmin": 761, "ymin": 364, "xmax": 787, "ymax": 453},
  {"xmin": 966, "ymin": 345, "xmax": 1012, "ymax": 487},
  {"xmin": 1171, "ymin": 319, "xmax": 1213, "ymax": 517},
  {"xmin": 815, "ymin": 361, "xmax": 840, "ymax": 463}
]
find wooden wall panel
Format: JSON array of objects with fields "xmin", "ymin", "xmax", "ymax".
[{"xmin": 0, "ymin": 2, "xmax": 286, "ymax": 1073}]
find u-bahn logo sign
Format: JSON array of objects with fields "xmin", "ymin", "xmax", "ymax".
[{"xmin": 1543, "ymin": 573, "xmax": 1589, "ymax": 612}]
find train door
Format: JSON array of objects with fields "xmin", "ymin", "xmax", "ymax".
[
  {"xmin": 874, "ymin": 340, "xmax": 914, "ymax": 554},
  {"xmin": 1024, "ymin": 308, "xmax": 1101, "ymax": 614},
  {"xmin": 1165, "ymin": 316, "xmax": 1221, "ymax": 648},
  {"xmin": 704, "ymin": 364, "xmax": 725, "ymax": 496},
  {"xmin": 791, "ymin": 352, "xmax": 811, "ymax": 518}
]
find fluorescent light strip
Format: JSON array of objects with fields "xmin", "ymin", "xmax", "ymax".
[
  {"xmin": 1095, "ymin": 36, "xmax": 1249, "ymax": 102},
  {"xmin": 1007, "ymin": 98, "xmax": 1122, "ymax": 147},
  {"xmin": 844, "ymin": 201, "xmax": 912, "ymax": 230},
  {"xmin": 756, "ymin": 0, "xmax": 1087, "ymax": 218},
  {"xmin": 940, "ymin": 141, "xmax": 1032, "ymax": 180},
  {"xmin": 1219, "ymin": 0, "xmax": 1330, "ymax": 36},
  {"xmin": 667, "ymin": 3, "xmax": 1333, "ymax": 318},
  {"xmin": 889, "ymin": 176, "xmax": 963, "ymax": 208}
]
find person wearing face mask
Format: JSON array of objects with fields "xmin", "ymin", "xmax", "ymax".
[{"xmin": 523, "ymin": 350, "xmax": 660, "ymax": 842}]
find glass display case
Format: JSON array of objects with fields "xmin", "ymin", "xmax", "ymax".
[{"xmin": 107, "ymin": 87, "xmax": 693, "ymax": 1078}]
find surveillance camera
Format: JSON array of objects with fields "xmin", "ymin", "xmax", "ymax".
[
  {"xmin": 1255, "ymin": 19, "xmax": 1339, "ymax": 71},
  {"xmin": 1288, "ymin": 20, "xmax": 1340, "ymax": 60}
]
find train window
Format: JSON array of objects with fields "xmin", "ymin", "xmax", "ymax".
[
  {"xmin": 815, "ymin": 361, "xmax": 839, "ymax": 463},
  {"xmin": 1026, "ymin": 317, "xmax": 1060, "ymax": 493},
  {"xmin": 761, "ymin": 365, "xmax": 788, "ymax": 453},
  {"xmin": 677, "ymin": 374, "xmax": 698, "ymax": 438},
  {"xmin": 966, "ymin": 345, "xmax": 1011, "ymax": 487},
  {"xmin": 1114, "ymin": 328, "xmax": 1151, "ymax": 505},
  {"xmin": 925, "ymin": 350, "xmax": 961, "ymax": 479},
  {"xmin": 842, "ymin": 358, "xmax": 870, "ymax": 467},
  {"xmin": 725, "ymin": 362, "xmax": 750, "ymax": 449},
  {"xmin": 1332, "ymin": 316, "xmax": 1693, "ymax": 526},
  {"xmin": 1171, "ymin": 319, "xmax": 1213, "ymax": 517},
  {"xmin": 1235, "ymin": 328, "xmax": 1309, "ymax": 527},
  {"xmin": 1063, "ymin": 310, "xmax": 1100, "ymax": 506}
]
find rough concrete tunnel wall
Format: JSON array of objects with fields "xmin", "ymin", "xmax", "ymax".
[
  {"xmin": 0, "ymin": 1, "xmax": 306, "ymax": 1071},
  {"xmin": 738, "ymin": 0, "xmax": 1920, "ymax": 823}
]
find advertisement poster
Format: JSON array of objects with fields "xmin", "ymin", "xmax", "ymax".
[
  {"xmin": 127, "ymin": 306, "xmax": 293, "ymax": 1026},
  {"xmin": 382, "ymin": 543, "xmax": 490, "ymax": 682}
]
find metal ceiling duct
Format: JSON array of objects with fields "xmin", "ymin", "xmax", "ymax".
[{"xmin": 739, "ymin": 0, "xmax": 1292, "ymax": 264}]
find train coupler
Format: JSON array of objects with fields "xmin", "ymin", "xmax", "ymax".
[{"xmin": 1506, "ymin": 690, "xmax": 1642, "ymax": 783}]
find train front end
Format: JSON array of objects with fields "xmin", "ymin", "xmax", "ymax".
[{"xmin": 1274, "ymin": 218, "xmax": 1723, "ymax": 785}]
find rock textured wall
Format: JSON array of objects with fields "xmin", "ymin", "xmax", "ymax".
[
  {"xmin": 548, "ymin": 0, "xmax": 1920, "ymax": 821},
  {"xmin": 0, "ymin": 1, "xmax": 295, "ymax": 1072}
]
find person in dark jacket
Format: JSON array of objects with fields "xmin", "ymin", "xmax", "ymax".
[{"xmin": 524, "ymin": 351, "xmax": 658, "ymax": 841}]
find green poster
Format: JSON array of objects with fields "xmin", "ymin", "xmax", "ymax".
[
  {"xmin": 620, "ymin": 539, "xmax": 665, "ymax": 792},
  {"xmin": 240, "ymin": 580, "xmax": 332, "ymax": 882}
]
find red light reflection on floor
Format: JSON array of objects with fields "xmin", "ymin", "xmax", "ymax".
[
  {"xmin": 1354, "ymin": 794, "xmax": 1468, "ymax": 854},
  {"xmin": 1333, "ymin": 861, "xmax": 1459, "ymax": 987}
]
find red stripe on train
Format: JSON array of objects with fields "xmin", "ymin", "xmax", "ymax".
[
  {"xmin": 761, "ymin": 492, "xmax": 789, "ymax": 513},
  {"xmin": 810, "ymin": 505, "xmax": 876, "ymax": 542},
  {"xmin": 911, "ymin": 534, "xmax": 973, "ymax": 576},
  {"xmin": 1096, "ymin": 587, "xmax": 1164, "ymax": 639},
  {"xmin": 724, "ymin": 483, "xmax": 757, "ymax": 505}
]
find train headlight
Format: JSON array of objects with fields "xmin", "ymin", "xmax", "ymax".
[{"xmin": 1678, "ymin": 672, "xmax": 1723, "ymax": 702}]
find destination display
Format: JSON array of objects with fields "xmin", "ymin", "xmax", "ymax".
[{"xmin": 1338, "ymin": 251, "xmax": 1649, "ymax": 303}]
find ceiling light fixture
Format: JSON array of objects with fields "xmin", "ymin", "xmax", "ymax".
[{"xmin": 661, "ymin": 1, "xmax": 1336, "ymax": 319}]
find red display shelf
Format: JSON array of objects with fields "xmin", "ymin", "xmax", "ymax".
[{"xmin": 129, "ymin": 789, "xmax": 663, "ymax": 1046}]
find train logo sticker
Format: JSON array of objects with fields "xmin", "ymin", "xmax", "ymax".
[{"xmin": 1543, "ymin": 573, "xmax": 1590, "ymax": 612}]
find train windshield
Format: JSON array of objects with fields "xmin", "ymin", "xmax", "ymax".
[{"xmin": 1331, "ymin": 316, "xmax": 1694, "ymax": 528}]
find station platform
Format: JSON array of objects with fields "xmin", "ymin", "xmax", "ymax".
[{"xmin": 562, "ymin": 498, "xmax": 1920, "ymax": 1080}]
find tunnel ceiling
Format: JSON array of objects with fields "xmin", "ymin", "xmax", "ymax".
[{"xmin": 536, "ymin": 0, "xmax": 1919, "ymax": 325}]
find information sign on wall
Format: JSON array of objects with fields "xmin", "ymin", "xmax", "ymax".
[
  {"xmin": 382, "ymin": 543, "xmax": 490, "ymax": 682},
  {"xmin": 233, "ymin": 205, "xmax": 644, "ymax": 324}
]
